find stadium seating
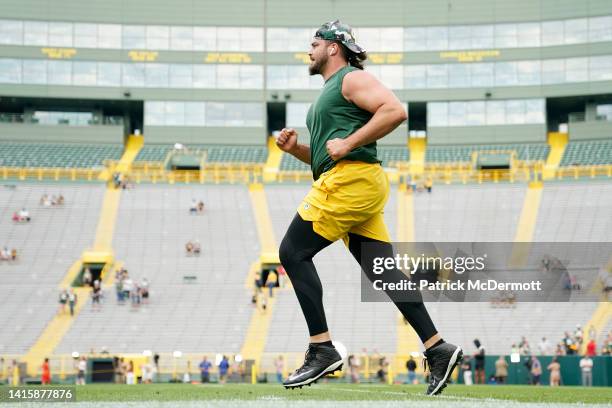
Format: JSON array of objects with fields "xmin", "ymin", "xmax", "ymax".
[
  {"xmin": 135, "ymin": 144, "xmax": 268, "ymax": 163},
  {"xmin": 0, "ymin": 142, "xmax": 123, "ymax": 168},
  {"xmin": 414, "ymin": 183, "xmax": 527, "ymax": 242},
  {"xmin": 0, "ymin": 184, "xmax": 105, "ymax": 354},
  {"xmin": 56, "ymin": 185, "xmax": 259, "ymax": 354},
  {"xmin": 533, "ymin": 181, "xmax": 612, "ymax": 243},
  {"xmin": 279, "ymin": 154, "xmax": 310, "ymax": 171},
  {"xmin": 560, "ymin": 139, "xmax": 612, "ymax": 166},
  {"xmin": 426, "ymin": 143, "xmax": 549, "ymax": 163},
  {"xmin": 427, "ymin": 302, "xmax": 599, "ymax": 356}
]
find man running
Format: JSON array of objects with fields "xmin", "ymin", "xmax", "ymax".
[{"xmin": 276, "ymin": 20, "xmax": 462, "ymax": 395}]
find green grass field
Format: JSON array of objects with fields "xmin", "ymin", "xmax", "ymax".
[{"xmin": 3, "ymin": 383, "xmax": 608, "ymax": 407}]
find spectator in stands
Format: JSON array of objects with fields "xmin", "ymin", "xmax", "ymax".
[
  {"xmin": 68, "ymin": 289, "xmax": 78, "ymax": 316},
  {"xmin": 126, "ymin": 360, "xmax": 135, "ymax": 385},
  {"xmin": 153, "ymin": 354, "xmax": 160, "ymax": 380},
  {"xmin": 91, "ymin": 280, "xmax": 102, "ymax": 311},
  {"xmin": 183, "ymin": 361, "xmax": 191, "ymax": 383},
  {"xmin": 461, "ymin": 356, "xmax": 473, "ymax": 386},
  {"xmin": 579, "ymin": 354, "xmax": 593, "ymax": 386},
  {"xmin": 41, "ymin": 357, "xmax": 51, "ymax": 385},
  {"xmin": 131, "ymin": 282, "xmax": 141, "ymax": 307},
  {"xmin": 555, "ymin": 343, "xmax": 566, "ymax": 356},
  {"xmin": 192, "ymin": 240, "xmax": 201, "ymax": 255},
  {"xmin": 529, "ymin": 356, "xmax": 542, "ymax": 385},
  {"xmin": 115, "ymin": 357, "xmax": 126, "ymax": 384},
  {"xmin": 473, "ymin": 339, "xmax": 485, "ymax": 384},
  {"xmin": 58, "ymin": 289, "xmax": 68, "ymax": 314},
  {"xmin": 76, "ymin": 356, "xmax": 86, "ymax": 385},
  {"xmin": 140, "ymin": 278, "xmax": 150, "ymax": 305},
  {"xmin": 197, "ymin": 200, "xmax": 205, "ymax": 213},
  {"xmin": 538, "ymin": 337, "xmax": 551, "ymax": 355},
  {"xmin": 519, "ymin": 336, "xmax": 531, "ymax": 355},
  {"xmin": 18, "ymin": 208, "xmax": 30, "ymax": 222},
  {"xmin": 122, "ymin": 275, "xmax": 133, "ymax": 303},
  {"xmin": 8, "ymin": 359, "xmax": 20, "ymax": 386},
  {"xmin": 600, "ymin": 331, "xmax": 612, "ymax": 355},
  {"xmin": 376, "ymin": 356, "xmax": 388, "ymax": 383},
  {"xmin": 189, "ymin": 199, "xmax": 198, "ymax": 214},
  {"xmin": 563, "ymin": 331, "xmax": 577, "ymax": 355},
  {"xmin": 10, "ymin": 248, "xmax": 17, "ymax": 261},
  {"xmin": 141, "ymin": 361, "xmax": 153, "ymax": 384},
  {"xmin": 405, "ymin": 356, "xmax": 417, "ymax": 384},
  {"xmin": 112, "ymin": 172, "xmax": 122, "ymax": 189},
  {"xmin": 510, "ymin": 343, "xmax": 519, "ymax": 355},
  {"xmin": 348, "ymin": 354, "xmax": 360, "ymax": 383},
  {"xmin": 267, "ymin": 270, "xmax": 278, "ymax": 297},
  {"xmin": 547, "ymin": 357, "xmax": 561, "ymax": 386},
  {"xmin": 0, "ymin": 357, "xmax": 4, "ymax": 384},
  {"xmin": 424, "ymin": 178, "xmax": 432, "ymax": 193},
  {"xmin": 574, "ymin": 325, "xmax": 584, "ymax": 347},
  {"xmin": 274, "ymin": 356, "xmax": 284, "ymax": 383},
  {"xmin": 57, "ymin": 194, "xmax": 65, "ymax": 205},
  {"xmin": 586, "ymin": 338, "xmax": 597, "ymax": 357},
  {"xmin": 115, "ymin": 276, "xmax": 124, "ymax": 304},
  {"xmin": 0, "ymin": 246, "xmax": 9, "ymax": 261},
  {"xmin": 218, "ymin": 356, "xmax": 230, "ymax": 384},
  {"xmin": 494, "ymin": 356, "xmax": 508, "ymax": 384},
  {"xmin": 41, "ymin": 194, "xmax": 52, "ymax": 207},
  {"xmin": 83, "ymin": 268, "xmax": 92, "ymax": 287},
  {"xmin": 199, "ymin": 356, "xmax": 212, "ymax": 383}
]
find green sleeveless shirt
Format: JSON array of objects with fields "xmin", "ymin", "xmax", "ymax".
[{"xmin": 306, "ymin": 65, "xmax": 380, "ymax": 180}]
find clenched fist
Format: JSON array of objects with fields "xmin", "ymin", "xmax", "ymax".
[
  {"xmin": 326, "ymin": 138, "xmax": 351, "ymax": 161},
  {"xmin": 276, "ymin": 128, "xmax": 298, "ymax": 153}
]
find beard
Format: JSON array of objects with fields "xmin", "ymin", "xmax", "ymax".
[{"xmin": 308, "ymin": 54, "xmax": 328, "ymax": 76}]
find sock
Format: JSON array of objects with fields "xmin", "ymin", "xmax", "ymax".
[
  {"xmin": 311, "ymin": 340, "xmax": 333, "ymax": 348},
  {"xmin": 426, "ymin": 339, "xmax": 445, "ymax": 351}
]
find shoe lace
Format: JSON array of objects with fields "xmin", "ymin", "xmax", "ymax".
[{"xmin": 295, "ymin": 345, "xmax": 317, "ymax": 374}]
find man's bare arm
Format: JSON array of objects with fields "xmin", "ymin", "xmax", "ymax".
[
  {"xmin": 325, "ymin": 70, "xmax": 407, "ymax": 161},
  {"xmin": 276, "ymin": 128, "xmax": 311, "ymax": 164},
  {"xmin": 289, "ymin": 143, "xmax": 311, "ymax": 164}
]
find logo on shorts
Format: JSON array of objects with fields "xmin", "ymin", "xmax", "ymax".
[{"xmin": 303, "ymin": 203, "xmax": 310, "ymax": 210}]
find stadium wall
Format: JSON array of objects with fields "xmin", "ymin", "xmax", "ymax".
[
  {"xmin": 0, "ymin": 122, "xmax": 124, "ymax": 143},
  {"xmin": 568, "ymin": 121, "xmax": 612, "ymax": 140},
  {"xmin": 427, "ymin": 124, "xmax": 546, "ymax": 145},
  {"xmin": 457, "ymin": 355, "xmax": 612, "ymax": 387},
  {"xmin": 144, "ymin": 126, "xmax": 266, "ymax": 145},
  {"xmin": 1, "ymin": 0, "xmax": 612, "ymax": 26}
]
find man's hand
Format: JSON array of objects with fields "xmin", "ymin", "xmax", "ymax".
[
  {"xmin": 276, "ymin": 128, "xmax": 298, "ymax": 153},
  {"xmin": 326, "ymin": 138, "xmax": 352, "ymax": 161}
]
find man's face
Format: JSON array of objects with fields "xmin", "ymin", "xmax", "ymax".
[{"xmin": 308, "ymin": 38, "xmax": 329, "ymax": 75}]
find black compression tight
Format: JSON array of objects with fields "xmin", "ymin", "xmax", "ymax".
[{"xmin": 278, "ymin": 213, "xmax": 438, "ymax": 343}]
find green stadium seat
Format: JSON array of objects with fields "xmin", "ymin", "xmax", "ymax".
[
  {"xmin": 560, "ymin": 139, "xmax": 612, "ymax": 166},
  {"xmin": 135, "ymin": 144, "xmax": 268, "ymax": 164},
  {"xmin": 426, "ymin": 143, "xmax": 549, "ymax": 163},
  {"xmin": 0, "ymin": 142, "xmax": 123, "ymax": 168}
]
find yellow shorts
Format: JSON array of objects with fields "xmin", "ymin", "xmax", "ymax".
[{"xmin": 297, "ymin": 161, "xmax": 391, "ymax": 244}]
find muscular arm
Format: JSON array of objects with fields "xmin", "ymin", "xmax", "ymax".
[
  {"xmin": 326, "ymin": 70, "xmax": 407, "ymax": 160},
  {"xmin": 275, "ymin": 128, "xmax": 311, "ymax": 164},
  {"xmin": 288, "ymin": 143, "xmax": 311, "ymax": 164}
]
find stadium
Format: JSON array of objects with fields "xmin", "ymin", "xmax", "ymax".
[{"xmin": 0, "ymin": 0, "xmax": 611, "ymax": 406}]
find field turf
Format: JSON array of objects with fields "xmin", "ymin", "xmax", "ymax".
[{"xmin": 2, "ymin": 383, "xmax": 609, "ymax": 407}]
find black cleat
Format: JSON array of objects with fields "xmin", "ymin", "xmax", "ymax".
[
  {"xmin": 423, "ymin": 342, "xmax": 463, "ymax": 396},
  {"xmin": 283, "ymin": 343, "xmax": 343, "ymax": 389}
]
